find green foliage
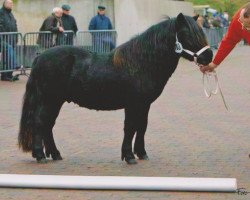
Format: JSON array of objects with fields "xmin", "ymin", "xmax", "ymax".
[{"xmin": 186, "ymin": 0, "xmax": 249, "ymax": 18}]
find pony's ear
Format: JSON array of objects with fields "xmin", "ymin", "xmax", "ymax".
[
  {"xmin": 176, "ymin": 13, "xmax": 188, "ymax": 30},
  {"xmin": 193, "ymin": 15, "xmax": 199, "ymax": 21}
]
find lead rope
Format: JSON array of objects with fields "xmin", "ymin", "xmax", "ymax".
[
  {"xmin": 175, "ymin": 34, "xmax": 229, "ymax": 110},
  {"xmin": 202, "ymin": 70, "xmax": 229, "ymax": 110}
]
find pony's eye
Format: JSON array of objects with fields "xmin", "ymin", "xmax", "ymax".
[{"xmin": 182, "ymin": 33, "xmax": 192, "ymax": 42}]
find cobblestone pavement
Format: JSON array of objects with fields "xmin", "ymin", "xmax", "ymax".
[{"xmin": 0, "ymin": 46, "xmax": 249, "ymax": 200}]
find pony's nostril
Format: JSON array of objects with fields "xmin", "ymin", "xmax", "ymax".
[{"xmin": 197, "ymin": 49, "xmax": 213, "ymax": 64}]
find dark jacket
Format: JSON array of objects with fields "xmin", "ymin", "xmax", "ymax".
[
  {"xmin": 0, "ymin": 6, "xmax": 18, "ymax": 47},
  {"xmin": 0, "ymin": 6, "xmax": 17, "ymax": 32},
  {"xmin": 37, "ymin": 14, "xmax": 65, "ymax": 48},
  {"xmin": 39, "ymin": 14, "xmax": 63, "ymax": 33},
  {"xmin": 61, "ymin": 13, "xmax": 78, "ymax": 45},
  {"xmin": 203, "ymin": 18, "xmax": 211, "ymax": 29},
  {"xmin": 61, "ymin": 14, "xmax": 78, "ymax": 34},
  {"xmin": 88, "ymin": 14, "xmax": 112, "ymax": 30}
]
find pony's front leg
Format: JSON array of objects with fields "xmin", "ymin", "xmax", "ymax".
[
  {"xmin": 133, "ymin": 104, "xmax": 150, "ymax": 160},
  {"xmin": 122, "ymin": 107, "xmax": 137, "ymax": 164}
]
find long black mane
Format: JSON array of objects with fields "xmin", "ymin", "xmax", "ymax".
[
  {"xmin": 113, "ymin": 16, "xmax": 207, "ymax": 70},
  {"xmin": 113, "ymin": 18, "xmax": 176, "ymax": 71}
]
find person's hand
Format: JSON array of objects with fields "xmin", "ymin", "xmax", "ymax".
[
  {"xmin": 200, "ymin": 62, "xmax": 218, "ymax": 73},
  {"xmin": 58, "ymin": 27, "xmax": 64, "ymax": 32}
]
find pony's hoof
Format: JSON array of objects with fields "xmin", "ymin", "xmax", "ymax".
[
  {"xmin": 45, "ymin": 151, "xmax": 51, "ymax": 158},
  {"xmin": 126, "ymin": 158, "xmax": 137, "ymax": 164},
  {"xmin": 122, "ymin": 151, "xmax": 136, "ymax": 164},
  {"xmin": 37, "ymin": 158, "xmax": 47, "ymax": 164},
  {"xmin": 138, "ymin": 154, "xmax": 149, "ymax": 160},
  {"xmin": 52, "ymin": 154, "xmax": 63, "ymax": 161}
]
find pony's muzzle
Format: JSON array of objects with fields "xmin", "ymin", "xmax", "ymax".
[{"xmin": 197, "ymin": 48, "xmax": 213, "ymax": 66}]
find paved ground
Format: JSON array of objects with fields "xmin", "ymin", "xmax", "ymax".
[{"xmin": 0, "ymin": 46, "xmax": 249, "ymax": 200}]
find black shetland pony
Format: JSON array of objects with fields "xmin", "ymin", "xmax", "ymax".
[{"xmin": 18, "ymin": 13, "xmax": 213, "ymax": 164}]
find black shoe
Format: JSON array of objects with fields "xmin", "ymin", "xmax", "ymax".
[
  {"xmin": 12, "ymin": 76, "xmax": 19, "ymax": 81},
  {"xmin": 1, "ymin": 77, "xmax": 12, "ymax": 81},
  {"xmin": 1, "ymin": 74, "xmax": 6, "ymax": 81}
]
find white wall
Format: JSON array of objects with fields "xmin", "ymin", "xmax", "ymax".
[
  {"xmin": 11, "ymin": 0, "xmax": 193, "ymax": 45},
  {"xmin": 12, "ymin": 0, "xmax": 115, "ymax": 33},
  {"xmin": 114, "ymin": 0, "xmax": 193, "ymax": 45}
]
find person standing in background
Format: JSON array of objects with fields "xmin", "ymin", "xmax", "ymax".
[
  {"xmin": 88, "ymin": 5, "xmax": 115, "ymax": 52},
  {"xmin": 61, "ymin": 4, "xmax": 78, "ymax": 45},
  {"xmin": 203, "ymin": 15, "xmax": 211, "ymax": 29},
  {"xmin": 37, "ymin": 7, "xmax": 64, "ymax": 48},
  {"xmin": 0, "ymin": 0, "xmax": 18, "ymax": 81}
]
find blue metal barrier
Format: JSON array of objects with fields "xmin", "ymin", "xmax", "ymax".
[
  {"xmin": 1, "ymin": 28, "xmax": 227, "ymax": 75},
  {"xmin": 0, "ymin": 32, "xmax": 23, "ymax": 73},
  {"xmin": 76, "ymin": 30, "xmax": 117, "ymax": 53},
  {"xmin": 203, "ymin": 27, "xmax": 228, "ymax": 49}
]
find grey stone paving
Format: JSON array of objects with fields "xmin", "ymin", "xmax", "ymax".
[{"xmin": 0, "ymin": 46, "xmax": 249, "ymax": 199}]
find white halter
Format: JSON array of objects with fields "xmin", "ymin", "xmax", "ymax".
[
  {"xmin": 175, "ymin": 34, "xmax": 210, "ymax": 65},
  {"xmin": 175, "ymin": 34, "xmax": 228, "ymax": 110}
]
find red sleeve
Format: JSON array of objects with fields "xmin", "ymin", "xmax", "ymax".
[{"xmin": 213, "ymin": 11, "xmax": 243, "ymax": 65}]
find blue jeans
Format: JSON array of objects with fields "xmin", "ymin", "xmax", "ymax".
[
  {"xmin": 1, "ymin": 43, "xmax": 17, "ymax": 79},
  {"xmin": 92, "ymin": 35, "xmax": 115, "ymax": 53},
  {"xmin": 1, "ymin": 43, "xmax": 17, "ymax": 70}
]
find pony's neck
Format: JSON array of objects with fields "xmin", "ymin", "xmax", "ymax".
[{"xmin": 113, "ymin": 19, "xmax": 180, "ymax": 75}]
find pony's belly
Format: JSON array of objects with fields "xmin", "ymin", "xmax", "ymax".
[
  {"xmin": 82, "ymin": 103, "xmax": 124, "ymax": 111},
  {"xmin": 75, "ymin": 100, "xmax": 125, "ymax": 111},
  {"xmin": 68, "ymin": 75, "xmax": 140, "ymax": 110},
  {"xmin": 70, "ymin": 91, "xmax": 127, "ymax": 111}
]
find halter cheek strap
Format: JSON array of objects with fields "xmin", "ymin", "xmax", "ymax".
[{"xmin": 175, "ymin": 34, "xmax": 210, "ymax": 65}]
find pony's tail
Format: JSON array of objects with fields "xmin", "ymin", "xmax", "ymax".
[{"xmin": 18, "ymin": 57, "xmax": 40, "ymax": 152}]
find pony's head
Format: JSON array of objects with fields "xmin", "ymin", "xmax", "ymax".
[{"xmin": 175, "ymin": 13, "xmax": 213, "ymax": 65}]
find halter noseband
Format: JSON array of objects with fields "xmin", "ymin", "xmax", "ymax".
[{"xmin": 175, "ymin": 34, "xmax": 210, "ymax": 65}]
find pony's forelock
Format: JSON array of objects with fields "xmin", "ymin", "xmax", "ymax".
[{"xmin": 185, "ymin": 16, "xmax": 208, "ymax": 46}]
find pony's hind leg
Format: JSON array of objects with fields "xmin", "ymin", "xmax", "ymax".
[
  {"xmin": 133, "ymin": 104, "xmax": 150, "ymax": 160},
  {"xmin": 32, "ymin": 131, "xmax": 46, "ymax": 163},
  {"xmin": 32, "ymin": 108, "xmax": 48, "ymax": 163},
  {"xmin": 43, "ymin": 101, "xmax": 64, "ymax": 161},
  {"xmin": 44, "ymin": 130, "xmax": 62, "ymax": 160},
  {"xmin": 33, "ymin": 101, "xmax": 63, "ymax": 163},
  {"xmin": 122, "ymin": 107, "xmax": 137, "ymax": 164}
]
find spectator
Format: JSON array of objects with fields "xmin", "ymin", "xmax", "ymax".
[
  {"xmin": 197, "ymin": 15, "xmax": 204, "ymax": 28},
  {"xmin": 219, "ymin": 12, "xmax": 229, "ymax": 27},
  {"xmin": 200, "ymin": 2, "xmax": 250, "ymax": 73},
  {"xmin": 61, "ymin": 4, "xmax": 78, "ymax": 45},
  {"xmin": 37, "ymin": 7, "xmax": 65, "ymax": 48},
  {"xmin": 88, "ymin": 5, "xmax": 115, "ymax": 52},
  {"xmin": 203, "ymin": 15, "xmax": 211, "ymax": 29},
  {"xmin": 222, "ymin": 11, "xmax": 229, "ymax": 27},
  {"xmin": 0, "ymin": 0, "xmax": 18, "ymax": 81},
  {"xmin": 223, "ymin": 11, "xmax": 229, "ymax": 21},
  {"xmin": 211, "ymin": 12, "xmax": 222, "ymax": 28}
]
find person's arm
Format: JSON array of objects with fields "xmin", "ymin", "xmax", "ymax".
[
  {"xmin": 212, "ymin": 22, "xmax": 242, "ymax": 66},
  {"xmin": 0, "ymin": 11, "xmax": 5, "ymax": 32},
  {"xmin": 200, "ymin": 15, "xmax": 242, "ymax": 73},
  {"xmin": 0, "ymin": 10, "xmax": 4, "ymax": 53},
  {"xmin": 12, "ymin": 13, "xmax": 18, "ymax": 32},
  {"xmin": 72, "ymin": 17, "xmax": 78, "ymax": 34},
  {"xmin": 44, "ymin": 17, "xmax": 60, "ymax": 33},
  {"xmin": 88, "ymin": 17, "xmax": 96, "ymax": 30},
  {"xmin": 108, "ymin": 18, "xmax": 112, "ymax": 30}
]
